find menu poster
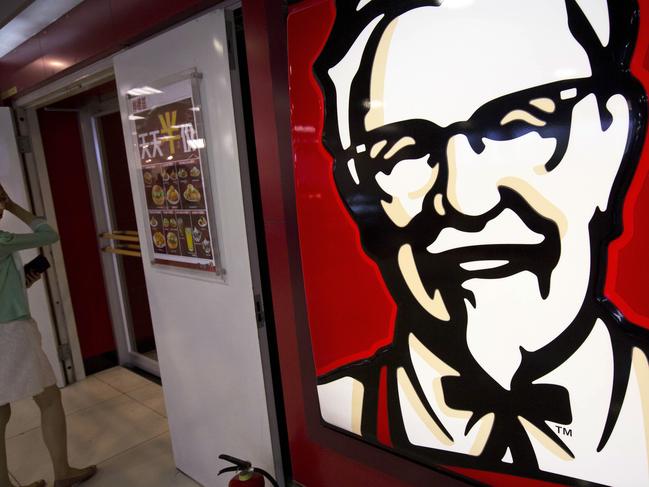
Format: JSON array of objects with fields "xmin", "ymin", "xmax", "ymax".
[{"xmin": 130, "ymin": 77, "xmax": 221, "ymax": 273}]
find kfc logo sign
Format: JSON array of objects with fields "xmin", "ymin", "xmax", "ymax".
[{"xmin": 288, "ymin": 0, "xmax": 649, "ymax": 485}]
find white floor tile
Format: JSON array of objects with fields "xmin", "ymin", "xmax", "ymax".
[
  {"xmin": 127, "ymin": 383, "xmax": 166, "ymax": 418},
  {"xmin": 83, "ymin": 433, "xmax": 200, "ymax": 487},
  {"xmin": 61, "ymin": 376, "xmax": 123, "ymax": 415},
  {"xmin": 94, "ymin": 368, "xmax": 152, "ymax": 394},
  {"xmin": 143, "ymin": 350, "xmax": 158, "ymax": 362},
  {"xmin": 8, "ymin": 394, "xmax": 168, "ymax": 485},
  {"xmin": 6, "ymin": 377, "xmax": 123, "ymax": 439}
]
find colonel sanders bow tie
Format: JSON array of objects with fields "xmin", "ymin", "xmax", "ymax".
[{"xmin": 441, "ymin": 374, "xmax": 574, "ymax": 468}]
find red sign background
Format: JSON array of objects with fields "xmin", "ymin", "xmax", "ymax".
[{"xmin": 287, "ymin": 1, "xmax": 649, "ymax": 486}]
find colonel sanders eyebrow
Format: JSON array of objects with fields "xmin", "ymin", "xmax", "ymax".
[{"xmin": 529, "ymin": 98, "xmax": 556, "ymax": 112}]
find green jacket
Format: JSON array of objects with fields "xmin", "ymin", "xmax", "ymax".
[{"xmin": 0, "ymin": 219, "xmax": 59, "ymax": 323}]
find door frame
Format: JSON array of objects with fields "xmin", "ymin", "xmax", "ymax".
[
  {"xmin": 13, "ymin": 56, "xmax": 117, "ymax": 382},
  {"xmin": 14, "ymin": 58, "xmax": 161, "ymax": 378},
  {"xmin": 78, "ymin": 98, "xmax": 160, "ymax": 376}
]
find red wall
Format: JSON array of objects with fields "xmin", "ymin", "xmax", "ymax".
[
  {"xmin": 607, "ymin": 5, "xmax": 649, "ymax": 326},
  {"xmin": 38, "ymin": 109, "xmax": 116, "ymax": 360},
  {"xmin": 0, "ymin": 0, "xmax": 222, "ymax": 100}
]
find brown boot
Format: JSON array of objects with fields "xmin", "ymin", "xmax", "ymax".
[{"xmin": 53, "ymin": 466, "xmax": 97, "ymax": 487}]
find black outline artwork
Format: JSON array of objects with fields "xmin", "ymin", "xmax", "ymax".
[{"xmin": 311, "ymin": 0, "xmax": 649, "ymax": 485}]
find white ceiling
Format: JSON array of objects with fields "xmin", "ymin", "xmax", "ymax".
[{"xmin": 0, "ymin": 0, "xmax": 84, "ymax": 59}]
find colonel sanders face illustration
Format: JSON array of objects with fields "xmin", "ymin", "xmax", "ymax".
[{"xmin": 313, "ymin": 0, "xmax": 649, "ymax": 484}]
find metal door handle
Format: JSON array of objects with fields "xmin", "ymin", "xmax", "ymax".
[
  {"xmin": 101, "ymin": 247, "xmax": 142, "ymax": 258},
  {"xmin": 100, "ymin": 231, "xmax": 141, "ymax": 257}
]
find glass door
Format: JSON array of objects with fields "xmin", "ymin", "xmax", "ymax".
[{"xmin": 81, "ymin": 96, "xmax": 160, "ymax": 376}]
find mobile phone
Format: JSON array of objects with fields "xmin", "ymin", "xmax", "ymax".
[{"xmin": 24, "ymin": 255, "xmax": 50, "ymax": 275}]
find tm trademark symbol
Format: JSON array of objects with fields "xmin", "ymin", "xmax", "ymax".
[{"xmin": 554, "ymin": 425, "xmax": 573, "ymax": 437}]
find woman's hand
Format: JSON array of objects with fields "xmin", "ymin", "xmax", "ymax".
[
  {"xmin": 0, "ymin": 183, "xmax": 10, "ymax": 202},
  {"xmin": 0, "ymin": 183, "xmax": 9, "ymax": 209},
  {"xmin": 25, "ymin": 270, "xmax": 42, "ymax": 288},
  {"xmin": 0, "ymin": 184, "xmax": 34, "ymax": 225},
  {"xmin": 0, "ymin": 184, "xmax": 14, "ymax": 214}
]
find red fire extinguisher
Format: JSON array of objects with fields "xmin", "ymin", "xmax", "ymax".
[{"xmin": 218, "ymin": 454, "xmax": 279, "ymax": 487}]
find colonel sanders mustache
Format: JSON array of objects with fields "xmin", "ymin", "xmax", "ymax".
[{"xmin": 347, "ymin": 181, "xmax": 561, "ymax": 317}]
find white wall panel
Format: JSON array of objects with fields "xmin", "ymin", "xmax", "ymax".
[
  {"xmin": 0, "ymin": 107, "xmax": 65, "ymax": 387},
  {"xmin": 113, "ymin": 11, "xmax": 276, "ymax": 486}
]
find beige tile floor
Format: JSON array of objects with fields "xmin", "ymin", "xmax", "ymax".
[{"xmin": 6, "ymin": 367, "xmax": 201, "ymax": 487}]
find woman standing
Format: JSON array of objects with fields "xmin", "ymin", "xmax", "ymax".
[{"xmin": 0, "ymin": 184, "xmax": 96, "ymax": 487}]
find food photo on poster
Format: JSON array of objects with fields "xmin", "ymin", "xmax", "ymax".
[
  {"xmin": 287, "ymin": 0, "xmax": 649, "ymax": 486},
  {"xmin": 128, "ymin": 76, "xmax": 221, "ymax": 274}
]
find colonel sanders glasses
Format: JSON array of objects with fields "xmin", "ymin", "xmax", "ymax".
[{"xmin": 339, "ymin": 75, "xmax": 623, "ymax": 202}]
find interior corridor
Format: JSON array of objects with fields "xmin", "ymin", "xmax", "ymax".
[{"xmin": 6, "ymin": 368, "xmax": 199, "ymax": 487}]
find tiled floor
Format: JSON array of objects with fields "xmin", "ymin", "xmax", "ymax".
[{"xmin": 6, "ymin": 367, "xmax": 200, "ymax": 487}]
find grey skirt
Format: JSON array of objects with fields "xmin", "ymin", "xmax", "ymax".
[{"xmin": 0, "ymin": 318, "xmax": 56, "ymax": 405}]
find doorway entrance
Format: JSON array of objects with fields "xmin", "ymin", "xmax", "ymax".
[{"xmin": 35, "ymin": 80, "xmax": 159, "ymax": 377}]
